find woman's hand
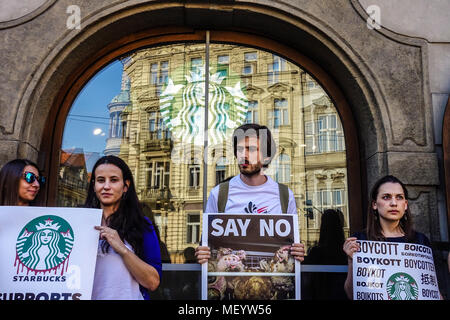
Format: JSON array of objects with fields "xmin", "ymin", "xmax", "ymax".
[
  {"xmin": 343, "ymin": 237, "xmax": 360, "ymax": 259},
  {"xmin": 195, "ymin": 246, "xmax": 211, "ymax": 264},
  {"xmin": 95, "ymin": 225, "xmax": 128, "ymax": 256}
]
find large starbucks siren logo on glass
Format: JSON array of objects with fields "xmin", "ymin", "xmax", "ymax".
[
  {"xmin": 386, "ymin": 272, "xmax": 419, "ymax": 300},
  {"xmin": 15, "ymin": 215, "xmax": 74, "ymax": 274},
  {"xmin": 160, "ymin": 66, "xmax": 248, "ymax": 146}
]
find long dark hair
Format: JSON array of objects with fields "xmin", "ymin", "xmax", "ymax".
[
  {"xmin": 84, "ymin": 155, "xmax": 151, "ymax": 259},
  {"xmin": 366, "ymin": 175, "xmax": 415, "ymax": 241},
  {"xmin": 0, "ymin": 159, "xmax": 42, "ymax": 206}
]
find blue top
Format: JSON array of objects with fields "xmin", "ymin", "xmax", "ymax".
[
  {"xmin": 140, "ymin": 217, "xmax": 162, "ymax": 300},
  {"xmin": 352, "ymin": 231, "xmax": 431, "ymax": 247}
]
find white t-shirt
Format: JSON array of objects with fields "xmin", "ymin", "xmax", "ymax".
[
  {"xmin": 91, "ymin": 240, "xmax": 143, "ymax": 300},
  {"xmin": 205, "ymin": 175, "xmax": 297, "ymax": 214}
]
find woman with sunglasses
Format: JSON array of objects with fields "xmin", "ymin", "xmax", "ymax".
[
  {"xmin": 85, "ymin": 155, "xmax": 161, "ymax": 300},
  {"xmin": 0, "ymin": 159, "xmax": 45, "ymax": 206}
]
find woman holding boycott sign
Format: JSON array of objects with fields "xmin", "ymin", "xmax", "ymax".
[
  {"xmin": 343, "ymin": 175, "xmax": 434, "ymax": 299},
  {"xmin": 0, "ymin": 159, "xmax": 45, "ymax": 206},
  {"xmin": 85, "ymin": 155, "xmax": 162, "ymax": 300}
]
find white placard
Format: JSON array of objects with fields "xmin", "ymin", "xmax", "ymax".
[
  {"xmin": 0, "ymin": 206, "xmax": 102, "ymax": 300},
  {"xmin": 353, "ymin": 240, "xmax": 440, "ymax": 300}
]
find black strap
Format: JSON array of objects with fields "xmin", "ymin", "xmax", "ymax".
[{"xmin": 278, "ymin": 183, "xmax": 289, "ymax": 213}]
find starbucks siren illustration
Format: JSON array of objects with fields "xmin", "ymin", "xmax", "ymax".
[
  {"xmin": 15, "ymin": 215, "xmax": 74, "ymax": 275},
  {"xmin": 159, "ymin": 66, "xmax": 248, "ymax": 146},
  {"xmin": 386, "ymin": 272, "xmax": 419, "ymax": 300}
]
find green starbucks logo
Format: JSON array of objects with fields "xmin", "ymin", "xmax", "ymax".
[
  {"xmin": 15, "ymin": 215, "xmax": 74, "ymax": 274},
  {"xmin": 386, "ymin": 272, "xmax": 419, "ymax": 300},
  {"xmin": 159, "ymin": 66, "xmax": 248, "ymax": 146}
]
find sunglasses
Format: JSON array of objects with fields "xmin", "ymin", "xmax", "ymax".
[{"xmin": 23, "ymin": 171, "xmax": 46, "ymax": 185}]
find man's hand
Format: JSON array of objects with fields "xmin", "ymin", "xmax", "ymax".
[
  {"xmin": 290, "ymin": 243, "xmax": 305, "ymax": 262},
  {"xmin": 195, "ymin": 246, "xmax": 211, "ymax": 264}
]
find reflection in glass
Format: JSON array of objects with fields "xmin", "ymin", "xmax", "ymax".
[{"xmin": 59, "ymin": 42, "xmax": 349, "ymax": 298}]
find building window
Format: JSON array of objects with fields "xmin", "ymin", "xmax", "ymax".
[
  {"xmin": 275, "ymin": 153, "xmax": 290, "ymax": 183},
  {"xmin": 318, "ymin": 115, "xmax": 344, "ymax": 153},
  {"xmin": 305, "ymin": 114, "xmax": 344, "ymax": 154},
  {"xmin": 316, "ymin": 189, "xmax": 346, "ymax": 214},
  {"xmin": 217, "ymin": 54, "xmax": 229, "ymax": 79},
  {"xmin": 245, "ymin": 101, "xmax": 258, "ymax": 123},
  {"xmin": 215, "ymin": 157, "xmax": 227, "ymax": 185},
  {"xmin": 187, "ymin": 213, "xmax": 200, "ymax": 244},
  {"xmin": 150, "ymin": 60, "xmax": 168, "ymax": 84},
  {"xmin": 147, "ymin": 161, "xmax": 170, "ymax": 189},
  {"xmin": 149, "ymin": 111, "xmax": 170, "ymax": 140},
  {"xmin": 268, "ymin": 54, "xmax": 286, "ymax": 85},
  {"xmin": 242, "ymin": 52, "xmax": 257, "ymax": 75},
  {"xmin": 191, "ymin": 57, "xmax": 203, "ymax": 71},
  {"xmin": 150, "ymin": 60, "xmax": 169, "ymax": 96},
  {"xmin": 121, "ymin": 121, "xmax": 127, "ymax": 138},
  {"xmin": 109, "ymin": 111, "xmax": 123, "ymax": 138}
]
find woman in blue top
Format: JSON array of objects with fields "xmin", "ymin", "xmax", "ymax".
[
  {"xmin": 343, "ymin": 175, "xmax": 432, "ymax": 299},
  {"xmin": 85, "ymin": 155, "xmax": 162, "ymax": 300}
]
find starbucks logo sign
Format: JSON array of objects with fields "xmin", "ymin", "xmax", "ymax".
[
  {"xmin": 15, "ymin": 215, "xmax": 74, "ymax": 274},
  {"xmin": 386, "ymin": 272, "xmax": 419, "ymax": 300},
  {"xmin": 160, "ymin": 66, "xmax": 248, "ymax": 146}
]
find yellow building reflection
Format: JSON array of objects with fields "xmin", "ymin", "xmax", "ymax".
[{"xmin": 61, "ymin": 43, "xmax": 349, "ymax": 263}]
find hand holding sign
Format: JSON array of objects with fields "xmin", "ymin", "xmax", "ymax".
[
  {"xmin": 195, "ymin": 246, "xmax": 211, "ymax": 264},
  {"xmin": 289, "ymin": 243, "xmax": 305, "ymax": 262},
  {"xmin": 95, "ymin": 225, "xmax": 129, "ymax": 256},
  {"xmin": 352, "ymin": 240, "xmax": 440, "ymax": 300}
]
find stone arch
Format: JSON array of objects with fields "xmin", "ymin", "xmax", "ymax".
[{"xmin": 14, "ymin": 1, "xmax": 399, "ymax": 229}]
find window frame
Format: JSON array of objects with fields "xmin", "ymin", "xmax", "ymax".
[{"xmin": 42, "ymin": 28, "xmax": 364, "ymax": 237}]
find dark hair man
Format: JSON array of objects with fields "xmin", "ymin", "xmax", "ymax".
[{"xmin": 195, "ymin": 123, "xmax": 305, "ymax": 264}]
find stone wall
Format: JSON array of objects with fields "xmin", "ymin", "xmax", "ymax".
[{"xmin": 0, "ymin": 0, "xmax": 448, "ymax": 240}]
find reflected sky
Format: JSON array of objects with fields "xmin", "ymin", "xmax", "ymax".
[{"xmin": 61, "ymin": 60, "xmax": 122, "ymax": 157}]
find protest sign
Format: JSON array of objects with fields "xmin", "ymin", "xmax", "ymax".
[
  {"xmin": 353, "ymin": 240, "xmax": 440, "ymax": 300},
  {"xmin": 201, "ymin": 213, "xmax": 300, "ymax": 300},
  {"xmin": 0, "ymin": 206, "xmax": 102, "ymax": 300}
]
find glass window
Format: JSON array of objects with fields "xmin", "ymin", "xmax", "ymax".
[
  {"xmin": 268, "ymin": 54, "xmax": 287, "ymax": 84},
  {"xmin": 242, "ymin": 51, "xmax": 257, "ymax": 75},
  {"xmin": 274, "ymin": 153, "xmax": 291, "ymax": 183},
  {"xmin": 58, "ymin": 42, "xmax": 349, "ymax": 300},
  {"xmin": 268, "ymin": 98, "xmax": 288, "ymax": 128},
  {"xmin": 186, "ymin": 213, "xmax": 200, "ymax": 244},
  {"xmin": 245, "ymin": 100, "xmax": 258, "ymax": 123},
  {"xmin": 191, "ymin": 57, "xmax": 202, "ymax": 71},
  {"xmin": 217, "ymin": 55, "xmax": 229, "ymax": 79},
  {"xmin": 215, "ymin": 156, "xmax": 227, "ymax": 185}
]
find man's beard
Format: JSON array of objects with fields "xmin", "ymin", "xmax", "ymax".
[{"xmin": 239, "ymin": 162, "xmax": 263, "ymax": 177}]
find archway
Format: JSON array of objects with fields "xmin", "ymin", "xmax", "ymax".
[{"xmin": 24, "ymin": 3, "xmax": 385, "ymax": 231}]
